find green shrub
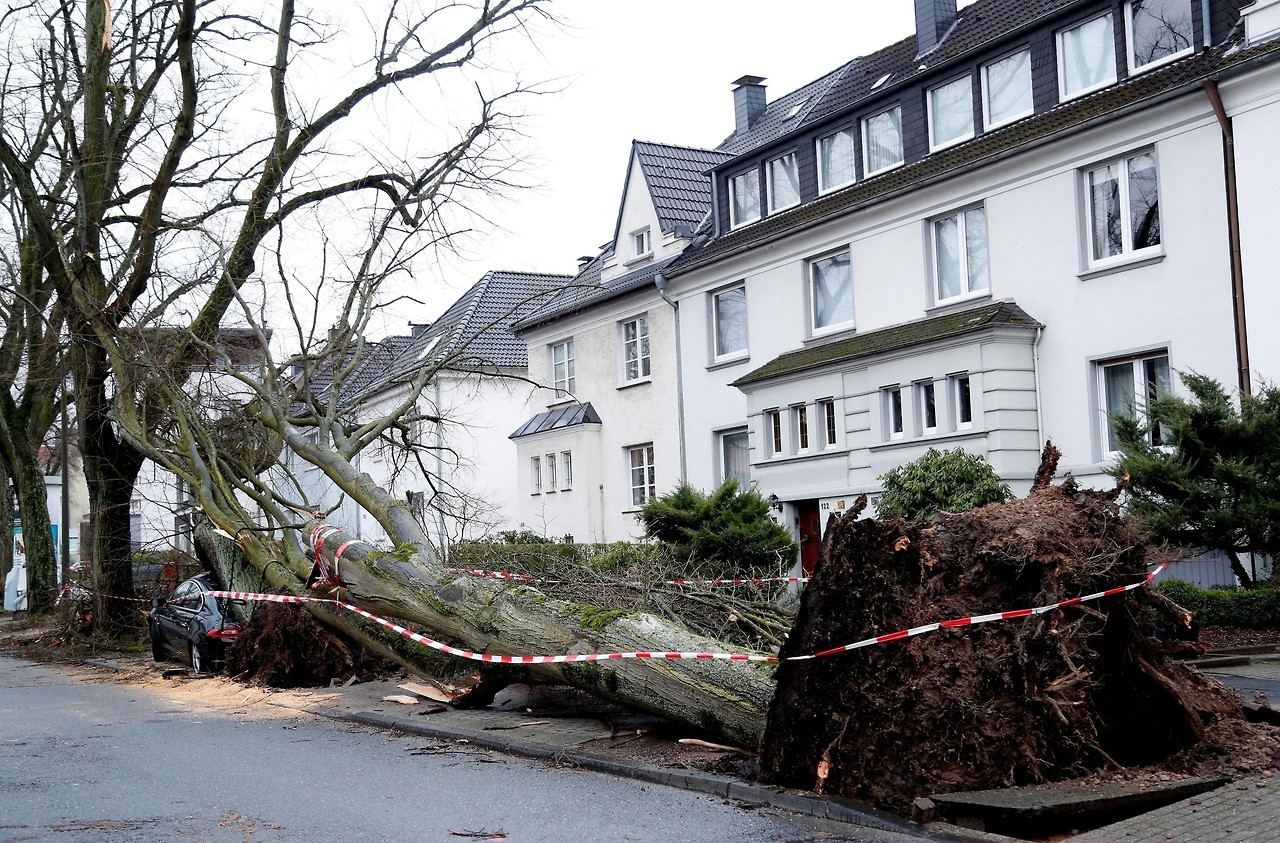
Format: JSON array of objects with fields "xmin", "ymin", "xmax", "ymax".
[
  {"xmin": 639, "ymin": 479, "xmax": 798, "ymax": 571},
  {"xmin": 877, "ymin": 447, "xmax": 1012, "ymax": 521},
  {"xmin": 1157, "ymin": 578, "xmax": 1280, "ymax": 628}
]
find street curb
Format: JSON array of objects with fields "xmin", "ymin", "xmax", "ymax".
[{"xmin": 318, "ymin": 707, "xmax": 1009, "ymax": 843}]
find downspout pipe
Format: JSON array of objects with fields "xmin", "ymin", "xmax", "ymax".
[
  {"xmin": 654, "ymin": 273, "xmax": 688, "ymax": 483},
  {"xmin": 1202, "ymin": 80, "xmax": 1251, "ymax": 397}
]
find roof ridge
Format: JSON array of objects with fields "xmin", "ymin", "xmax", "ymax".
[{"xmin": 633, "ymin": 139, "xmax": 730, "ymax": 156}]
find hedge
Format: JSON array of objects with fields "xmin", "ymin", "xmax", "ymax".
[{"xmin": 1157, "ymin": 579, "xmax": 1280, "ymax": 628}]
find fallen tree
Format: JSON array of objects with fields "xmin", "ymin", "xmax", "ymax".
[{"xmin": 759, "ymin": 447, "xmax": 1274, "ymax": 811}]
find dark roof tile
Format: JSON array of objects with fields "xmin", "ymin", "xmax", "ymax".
[
  {"xmin": 633, "ymin": 141, "xmax": 731, "ymax": 233},
  {"xmin": 509, "ymin": 402, "xmax": 603, "ymax": 439}
]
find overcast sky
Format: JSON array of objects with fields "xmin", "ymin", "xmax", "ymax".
[{"xmin": 395, "ymin": 1, "xmax": 928, "ymax": 334}]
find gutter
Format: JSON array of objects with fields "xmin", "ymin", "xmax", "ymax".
[
  {"xmin": 654, "ymin": 273, "xmax": 688, "ymax": 483},
  {"xmin": 1202, "ymin": 79, "xmax": 1251, "ymax": 397}
]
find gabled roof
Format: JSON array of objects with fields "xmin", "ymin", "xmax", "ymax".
[
  {"xmin": 513, "ymin": 254, "xmax": 677, "ymax": 333},
  {"xmin": 733, "ymin": 301, "xmax": 1041, "ymax": 388},
  {"xmin": 673, "ymin": 31, "xmax": 1280, "ymax": 278},
  {"xmin": 631, "ymin": 141, "xmax": 731, "ymax": 235},
  {"xmin": 716, "ymin": 63, "xmax": 858, "ymax": 157},
  {"xmin": 509, "ymin": 401, "xmax": 602, "ymax": 439}
]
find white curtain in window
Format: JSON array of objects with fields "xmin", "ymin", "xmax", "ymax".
[
  {"xmin": 865, "ymin": 108, "xmax": 903, "ymax": 172},
  {"xmin": 1061, "ymin": 15, "xmax": 1116, "ymax": 96},
  {"xmin": 769, "ymin": 154, "xmax": 800, "ymax": 209},
  {"xmin": 964, "ymin": 207, "xmax": 989, "ymax": 292},
  {"xmin": 721, "ymin": 431, "xmax": 750, "ymax": 487},
  {"xmin": 934, "ymin": 216, "xmax": 962, "ymax": 300},
  {"xmin": 819, "ymin": 128, "xmax": 856, "ymax": 189},
  {"xmin": 1131, "ymin": 0, "xmax": 1193, "ymax": 68},
  {"xmin": 731, "ymin": 170, "xmax": 760, "ymax": 224},
  {"xmin": 714, "ymin": 287, "xmax": 748, "ymax": 356},
  {"xmin": 984, "ymin": 50, "xmax": 1032, "ymax": 125},
  {"xmin": 1102, "ymin": 361, "xmax": 1136, "ymax": 448},
  {"xmin": 1089, "ymin": 162, "xmax": 1122, "ymax": 260},
  {"xmin": 812, "ymin": 252, "xmax": 853, "ymax": 329},
  {"xmin": 929, "ymin": 76, "xmax": 974, "ymax": 147}
]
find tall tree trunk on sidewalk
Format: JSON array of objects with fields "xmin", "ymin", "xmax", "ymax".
[{"xmin": 0, "ymin": 412, "xmax": 55, "ymax": 613}]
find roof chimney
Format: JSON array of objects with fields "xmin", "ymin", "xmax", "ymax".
[
  {"xmin": 732, "ymin": 75, "xmax": 767, "ymax": 135},
  {"xmin": 915, "ymin": 0, "xmax": 957, "ymax": 56}
]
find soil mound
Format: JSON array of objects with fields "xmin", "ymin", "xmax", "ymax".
[
  {"xmin": 760, "ymin": 447, "xmax": 1274, "ymax": 812},
  {"xmin": 224, "ymin": 602, "xmax": 393, "ymax": 687}
]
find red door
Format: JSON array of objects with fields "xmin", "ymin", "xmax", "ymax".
[{"xmin": 797, "ymin": 500, "xmax": 822, "ymax": 575}]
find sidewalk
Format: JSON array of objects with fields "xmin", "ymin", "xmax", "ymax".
[{"xmin": 1070, "ymin": 774, "xmax": 1278, "ymax": 842}]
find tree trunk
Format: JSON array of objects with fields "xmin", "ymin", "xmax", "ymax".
[
  {"xmin": 0, "ymin": 412, "xmax": 55, "ymax": 613},
  {"xmin": 1225, "ymin": 548, "xmax": 1257, "ymax": 589}
]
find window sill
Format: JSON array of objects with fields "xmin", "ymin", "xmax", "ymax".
[
  {"xmin": 707, "ymin": 355, "xmax": 750, "ymax": 372},
  {"xmin": 868, "ymin": 429, "xmax": 986, "ymax": 452},
  {"xmin": 753, "ymin": 449, "xmax": 847, "ymax": 468},
  {"xmin": 804, "ymin": 325, "xmax": 857, "ymax": 345},
  {"xmin": 928, "ymin": 132, "xmax": 974, "ymax": 154},
  {"xmin": 926, "ymin": 291, "xmax": 992, "ymax": 315},
  {"xmin": 1127, "ymin": 48, "xmax": 1192, "ymax": 77},
  {"xmin": 623, "ymin": 253, "xmax": 654, "ymax": 268},
  {"xmin": 617, "ymin": 377, "xmax": 652, "ymax": 391},
  {"xmin": 1078, "ymin": 252, "xmax": 1164, "ymax": 281},
  {"xmin": 1059, "ymin": 77, "xmax": 1116, "ymax": 103}
]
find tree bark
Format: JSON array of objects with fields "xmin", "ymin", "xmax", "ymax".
[{"xmin": 0, "ymin": 412, "xmax": 55, "ymax": 612}]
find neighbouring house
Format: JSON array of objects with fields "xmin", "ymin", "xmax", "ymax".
[
  {"xmin": 508, "ymin": 141, "xmax": 730, "ymax": 543},
  {"xmin": 655, "ymin": 0, "xmax": 1280, "ymax": 575},
  {"xmin": 281, "ymin": 270, "xmax": 572, "ymax": 551}
]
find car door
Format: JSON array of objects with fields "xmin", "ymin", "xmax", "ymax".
[{"xmin": 158, "ymin": 580, "xmax": 203, "ymax": 653}]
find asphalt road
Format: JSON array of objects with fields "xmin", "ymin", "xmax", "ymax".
[{"xmin": 0, "ymin": 654, "xmax": 931, "ymax": 843}]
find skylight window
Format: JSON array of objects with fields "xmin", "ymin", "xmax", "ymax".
[
  {"xmin": 871, "ymin": 73, "xmax": 892, "ymax": 90},
  {"xmin": 784, "ymin": 99, "xmax": 809, "ymax": 120}
]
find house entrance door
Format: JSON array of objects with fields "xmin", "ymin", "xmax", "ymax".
[{"xmin": 796, "ymin": 500, "xmax": 822, "ymax": 575}]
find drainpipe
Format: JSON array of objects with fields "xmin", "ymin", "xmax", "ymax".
[
  {"xmin": 654, "ymin": 273, "xmax": 688, "ymax": 483},
  {"xmin": 1202, "ymin": 80, "xmax": 1251, "ymax": 397}
]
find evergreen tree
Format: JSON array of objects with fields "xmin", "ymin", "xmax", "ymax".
[
  {"xmin": 640, "ymin": 479, "xmax": 798, "ymax": 570},
  {"xmin": 877, "ymin": 447, "xmax": 1012, "ymax": 521}
]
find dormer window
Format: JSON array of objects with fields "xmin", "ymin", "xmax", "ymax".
[
  {"xmin": 982, "ymin": 49, "xmax": 1033, "ymax": 129},
  {"xmin": 767, "ymin": 152, "xmax": 800, "ymax": 213},
  {"xmin": 632, "ymin": 227, "xmax": 651, "ymax": 258},
  {"xmin": 863, "ymin": 105, "xmax": 904, "ymax": 175},
  {"xmin": 1126, "ymin": 0, "xmax": 1193, "ymax": 72},
  {"xmin": 729, "ymin": 168, "xmax": 761, "ymax": 228},
  {"xmin": 817, "ymin": 127, "xmax": 857, "ymax": 193},
  {"xmin": 927, "ymin": 75, "xmax": 975, "ymax": 151},
  {"xmin": 1058, "ymin": 13, "xmax": 1117, "ymax": 100}
]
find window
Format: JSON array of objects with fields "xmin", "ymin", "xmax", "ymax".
[
  {"xmin": 1126, "ymin": 0, "xmax": 1193, "ymax": 72},
  {"xmin": 817, "ymin": 127, "xmax": 857, "ymax": 192},
  {"xmin": 982, "ymin": 49, "xmax": 1033, "ymax": 128},
  {"xmin": 863, "ymin": 106, "xmax": 904, "ymax": 174},
  {"xmin": 809, "ymin": 250, "xmax": 853, "ymax": 334},
  {"xmin": 712, "ymin": 286, "xmax": 748, "ymax": 359},
  {"xmin": 933, "ymin": 206, "xmax": 990, "ymax": 302},
  {"xmin": 793, "ymin": 404, "xmax": 810, "ymax": 451},
  {"xmin": 546, "ymin": 453, "xmax": 558, "ymax": 492},
  {"xmin": 819, "ymin": 399, "xmax": 838, "ymax": 447},
  {"xmin": 767, "ymin": 152, "xmax": 800, "ymax": 212},
  {"xmin": 917, "ymin": 381, "xmax": 939, "ymax": 434},
  {"xmin": 928, "ymin": 75, "xmax": 974, "ymax": 150},
  {"xmin": 560, "ymin": 451, "xmax": 573, "ymax": 490},
  {"xmin": 1085, "ymin": 151, "xmax": 1161, "ymax": 265},
  {"xmin": 628, "ymin": 445, "xmax": 656, "ymax": 507},
  {"xmin": 884, "ymin": 387, "xmax": 905, "ymax": 440},
  {"xmin": 1058, "ymin": 14, "xmax": 1116, "ymax": 100},
  {"xmin": 632, "ymin": 227, "xmax": 651, "ymax": 258},
  {"xmin": 531, "ymin": 456, "xmax": 542, "ymax": 494},
  {"xmin": 951, "ymin": 374, "xmax": 974, "ymax": 430},
  {"xmin": 1099, "ymin": 352, "xmax": 1171, "ymax": 452},
  {"xmin": 767, "ymin": 410, "xmax": 783, "ymax": 456},
  {"xmin": 720, "ymin": 429, "xmax": 750, "ymax": 487},
  {"xmin": 552, "ymin": 340, "xmax": 574, "ymax": 395},
  {"xmin": 729, "ymin": 168, "xmax": 761, "ymax": 228},
  {"xmin": 621, "ymin": 316, "xmax": 650, "ymax": 382}
]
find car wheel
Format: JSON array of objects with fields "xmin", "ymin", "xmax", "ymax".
[
  {"xmin": 189, "ymin": 642, "xmax": 206, "ymax": 674},
  {"xmin": 150, "ymin": 628, "xmax": 168, "ymax": 662}
]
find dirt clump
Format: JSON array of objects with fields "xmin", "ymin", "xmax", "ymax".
[
  {"xmin": 224, "ymin": 602, "xmax": 395, "ymax": 687},
  {"xmin": 760, "ymin": 445, "xmax": 1278, "ymax": 813}
]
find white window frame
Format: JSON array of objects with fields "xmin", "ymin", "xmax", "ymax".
[
  {"xmin": 917, "ymin": 380, "xmax": 939, "ymax": 435},
  {"xmin": 927, "ymin": 75, "xmax": 975, "ymax": 151},
  {"xmin": 718, "ymin": 428, "xmax": 751, "ymax": 488},
  {"xmin": 931, "ymin": 204, "xmax": 990, "ymax": 304},
  {"xmin": 627, "ymin": 444, "xmax": 656, "ymax": 508},
  {"xmin": 1125, "ymin": 0, "xmax": 1194, "ymax": 74},
  {"xmin": 766, "ymin": 409, "xmax": 783, "ymax": 457},
  {"xmin": 560, "ymin": 451, "xmax": 573, "ymax": 490},
  {"xmin": 1083, "ymin": 149, "xmax": 1162, "ymax": 268},
  {"xmin": 1057, "ymin": 13, "xmax": 1117, "ymax": 101},
  {"xmin": 792, "ymin": 404, "xmax": 810, "ymax": 452},
  {"xmin": 808, "ymin": 249, "xmax": 854, "ymax": 336},
  {"xmin": 551, "ymin": 339, "xmax": 574, "ymax": 396},
  {"xmin": 621, "ymin": 315, "xmax": 651, "ymax": 383},
  {"xmin": 883, "ymin": 387, "xmax": 905, "ymax": 440},
  {"xmin": 1097, "ymin": 351, "xmax": 1172, "ymax": 454},
  {"xmin": 767, "ymin": 151, "xmax": 801, "ymax": 213},
  {"xmin": 981, "ymin": 48, "xmax": 1034, "ymax": 129},
  {"xmin": 816, "ymin": 127, "xmax": 857, "ymax": 193},
  {"xmin": 819, "ymin": 398, "xmax": 838, "ymax": 448},
  {"xmin": 545, "ymin": 453, "xmax": 558, "ymax": 493},
  {"xmin": 862, "ymin": 105, "xmax": 904, "ymax": 176},
  {"xmin": 531, "ymin": 456, "xmax": 542, "ymax": 494},
  {"xmin": 951, "ymin": 374, "xmax": 974, "ymax": 431},
  {"xmin": 711, "ymin": 285, "xmax": 749, "ymax": 361},
  {"xmin": 729, "ymin": 168, "xmax": 761, "ymax": 228},
  {"xmin": 632, "ymin": 227, "xmax": 651, "ymax": 259}
]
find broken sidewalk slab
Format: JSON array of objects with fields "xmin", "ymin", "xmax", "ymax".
[{"xmin": 929, "ymin": 776, "xmax": 1228, "ymax": 838}]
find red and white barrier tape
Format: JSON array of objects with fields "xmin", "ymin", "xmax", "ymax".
[
  {"xmin": 442, "ymin": 567, "xmax": 809, "ymax": 588},
  {"xmin": 206, "ymin": 563, "xmax": 1164, "ymax": 665}
]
